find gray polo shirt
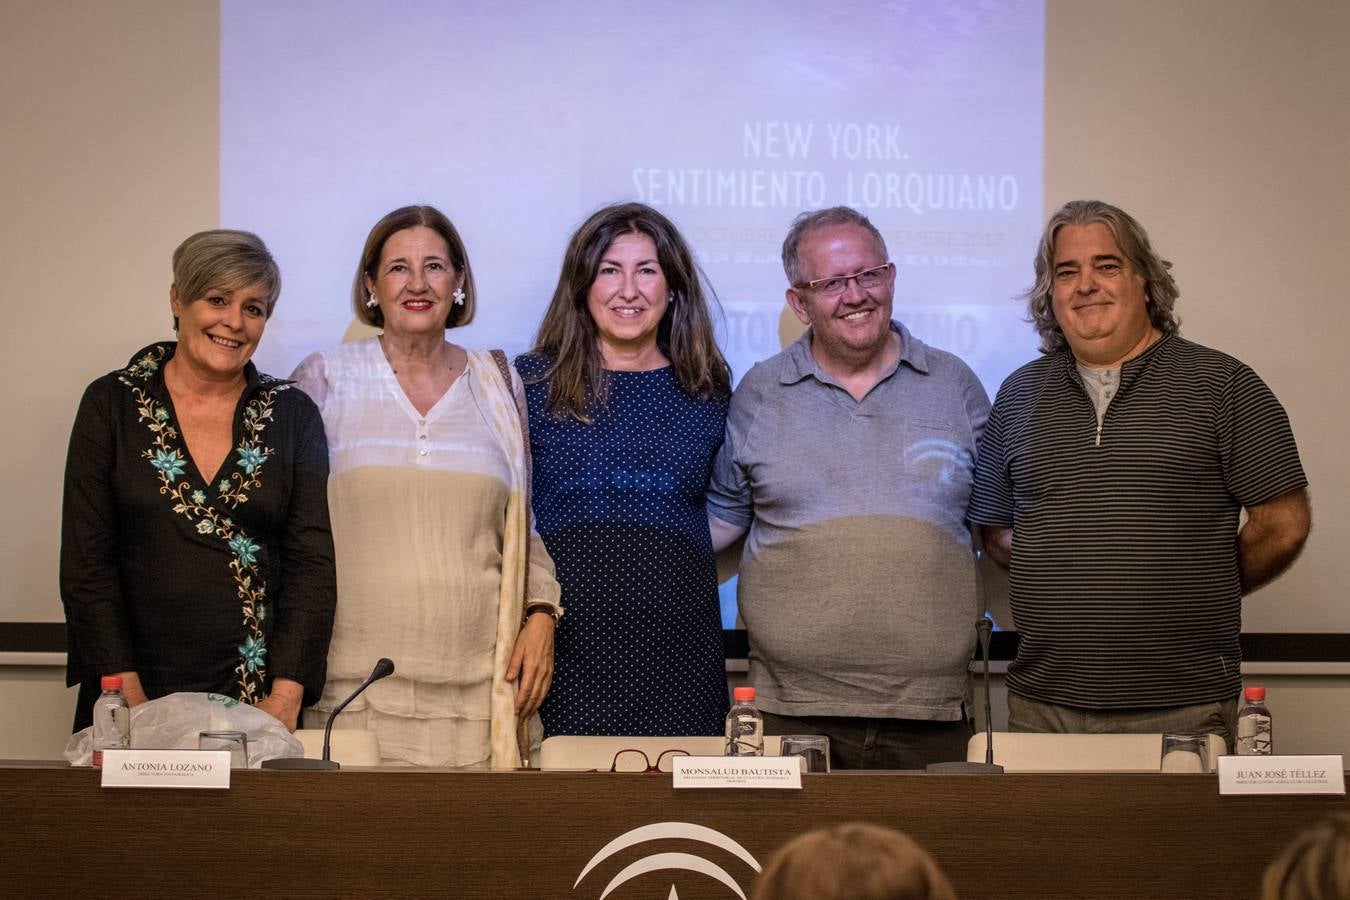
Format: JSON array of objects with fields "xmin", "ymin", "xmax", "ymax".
[{"xmin": 708, "ymin": 321, "xmax": 990, "ymax": 720}]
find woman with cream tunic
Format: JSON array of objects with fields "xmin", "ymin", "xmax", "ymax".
[{"xmin": 293, "ymin": 205, "xmax": 560, "ymax": 767}]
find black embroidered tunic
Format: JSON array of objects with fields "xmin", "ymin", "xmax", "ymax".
[{"xmin": 60, "ymin": 343, "xmax": 337, "ymax": 729}]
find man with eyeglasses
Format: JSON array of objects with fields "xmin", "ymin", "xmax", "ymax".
[
  {"xmin": 968, "ymin": 200, "xmax": 1309, "ymax": 749},
  {"xmin": 707, "ymin": 206, "xmax": 990, "ymax": 769}
]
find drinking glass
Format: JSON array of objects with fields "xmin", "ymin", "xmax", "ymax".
[
  {"xmin": 199, "ymin": 730, "xmax": 250, "ymax": 769},
  {"xmin": 779, "ymin": 735, "xmax": 830, "ymax": 773},
  {"xmin": 1159, "ymin": 732, "xmax": 1208, "ymax": 773}
]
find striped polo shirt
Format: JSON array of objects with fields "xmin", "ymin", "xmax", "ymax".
[{"xmin": 969, "ymin": 334, "xmax": 1306, "ymax": 709}]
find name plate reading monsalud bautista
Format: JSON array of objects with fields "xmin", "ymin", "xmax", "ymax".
[
  {"xmin": 671, "ymin": 756, "xmax": 802, "ymax": 789},
  {"xmin": 1216, "ymin": 755, "xmax": 1345, "ymax": 796},
  {"xmin": 99, "ymin": 750, "xmax": 232, "ymax": 789}
]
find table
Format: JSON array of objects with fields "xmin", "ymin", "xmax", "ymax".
[{"xmin": 3, "ymin": 764, "xmax": 1345, "ymax": 898}]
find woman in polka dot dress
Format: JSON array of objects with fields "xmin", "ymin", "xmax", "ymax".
[{"xmin": 516, "ymin": 203, "xmax": 732, "ymax": 736}]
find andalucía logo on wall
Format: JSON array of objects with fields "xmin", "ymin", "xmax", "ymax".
[{"xmin": 574, "ymin": 821, "xmax": 761, "ymax": 898}]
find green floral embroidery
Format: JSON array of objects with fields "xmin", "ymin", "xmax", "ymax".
[
  {"xmin": 238, "ymin": 635, "xmax": 267, "ymax": 673},
  {"xmin": 228, "ymin": 534, "xmax": 260, "ymax": 567},
  {"xmin": 150, "ymin": 448, "xmax": 187, "ymax": 479},
  {"xmin": 217, "ymin": 390, "xmax": 276, "ymax": 506},
  {"xmin": 121, "ymin": 346, "xmax": 279, "ymax": 705},
  {"xmin": 126, "ymin": 351, "xmax": 162, "ymax": 379},
  {"xmin": 235, "ymin": 445, "xmax": 268, "ymax": 474}
]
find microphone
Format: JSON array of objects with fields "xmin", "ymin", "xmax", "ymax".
[
  {"xmin": 926, "ymin": 618, "xmax": 1003, "ymax": 774},
  {"xmin": 322, "ymin": 657, "xmax": 394, "ymax": 764},
  {"xmin": 262, "ymin": 658, "xmax": 395, "ymax": 771},
  {"xmin": 975, "ymin": 617, "xmax": 1000, "ymax": 769}
]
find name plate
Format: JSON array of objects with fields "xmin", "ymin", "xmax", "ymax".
[
  {"xmin": 1217, "ymin": 755, "xmax": 1345, "ymax": 795},
  {"xmin": 672, "ymin": 755, "xmax": 802, "ymax": 790},
  {"xmin": 100, "ymin": 750, "xmax": 232, "ymax": 789}
]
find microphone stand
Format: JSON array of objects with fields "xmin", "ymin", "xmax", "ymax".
[
  {"xmin": 262, "ymin": 658, "xmax": 395, "ymax": 771},
  {"xmin": 926, "ymin": 618, "xmax": 1003, "ymax": 774}
]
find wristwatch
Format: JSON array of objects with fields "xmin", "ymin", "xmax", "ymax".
[{"xmin": 524, "ymin": 601, "xmax": 564, "ymax": 624}]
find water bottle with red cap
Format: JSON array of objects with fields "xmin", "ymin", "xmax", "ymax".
[
  {"xmin": 724, "ymin": 685, "xmax": 764, "ymax": 757},
  {"xmin": 91, "ymin": 675, "xmax": 130, "ymax": 768},
  {"xmin": 1236, "ymin": 685, "xmax": 1272, "ymax": 756}
]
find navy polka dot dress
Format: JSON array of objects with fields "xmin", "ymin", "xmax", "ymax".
[{"xmin": 516, "ymin": 354, "xmax": 730, "ymax": 737}]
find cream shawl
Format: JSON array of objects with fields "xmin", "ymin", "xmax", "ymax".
[{"xmin": 465, "ymin": 349, "xmax": 538, "ymax": 768}]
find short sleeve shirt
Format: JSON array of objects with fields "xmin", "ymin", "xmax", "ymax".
[
  {"xmin": 968, "ymin": 335, "xmax": 1307, "ymax": 709},
  {"xmin": 708, "ymin": 321, "xmax": 991, "ymax": 720}
]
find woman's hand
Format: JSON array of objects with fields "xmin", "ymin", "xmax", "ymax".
[
  {"xmin": 113, "ymin": 671, "xmax": 150, "ymax": 707},
  {"xmin": 506, "ymin": 612, "xmax": 556, "ymax": 718},
  {"xmin": 254, "ymin": 678, "xmax": 304, "ymax": 732}
]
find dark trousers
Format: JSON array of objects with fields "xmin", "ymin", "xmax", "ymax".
[
  {"xmin": 761, "ymin": 710, "xmax": 972, "ymax": 770},
  {"xmin": 1007, "ymin": 694, "xmax": 1240, "ymax": 754}
]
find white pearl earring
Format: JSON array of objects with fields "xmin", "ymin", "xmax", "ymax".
[
  {"xmin": 366, "ymin": 293, "xmax": 378, "ymax": 309},
  {"xmin": 453, "ymin": 288, "xmax": 466, "ymax": 306}
]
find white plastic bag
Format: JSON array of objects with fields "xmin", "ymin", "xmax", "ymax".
[{"xmin": 64, "ymin": 692, "xmax": 304, "ymax": 768}]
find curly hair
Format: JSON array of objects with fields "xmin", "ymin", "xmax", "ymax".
[{"xmin": 1025, "ymin": 199, "xmax": 1180, "ymax": 353}]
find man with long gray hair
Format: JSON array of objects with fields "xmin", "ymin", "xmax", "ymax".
[
  {"xmin": 969, "ymin": 199, "xmax": 1310, "ymax": 748},
  {"xmin": 707, "ymin": 207, "xmax": 990, "ymax": 769}
]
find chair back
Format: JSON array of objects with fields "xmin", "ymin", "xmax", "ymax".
[
  {"xmin": 293, "ymin": 728, "xmax": 381, "ymax": 766},
  {"xmin": 966, "ymin": 732, "xmax": 1225, "ymax": 772}
]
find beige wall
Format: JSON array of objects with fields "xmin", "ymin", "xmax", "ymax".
[
  {"xmin": 1045, "ymin": 0, "xmax": 1350, "ymax": 632},
  {"xmin": 0, "ymin": 0, "xmax": 219, "ymax": 757},
  {"xmin": 0, "ymin": 668, "xmax": 78, "ymax": 760},
  {"xmin": 2, "ymin": 1, "xmax": 1348, "ymax": 759},
  {"xmin": 1, "ymin": 1, "xmax": 219, "ymax": 622}
]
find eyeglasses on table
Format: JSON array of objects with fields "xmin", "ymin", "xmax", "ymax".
[{"xmin": 607, "ymin": 748, "xmax": 691, "ymax": 773}]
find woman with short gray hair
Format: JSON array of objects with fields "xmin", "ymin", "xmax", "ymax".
[{"xmin": 60, "ymin": 229, "xmax": 337, "ymax": 732}]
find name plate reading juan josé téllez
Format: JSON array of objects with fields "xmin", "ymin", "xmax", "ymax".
[
  {"xmin": 672, "ymin": 756, "xmax": 802, "ymax": 789},
  {"xmin": 1217, "ymin": 755, "xmax": 1345, "ymax": 796},
  {"xmin": 99, "ymin": 750, "xmax": 232, "ymax": 789}
]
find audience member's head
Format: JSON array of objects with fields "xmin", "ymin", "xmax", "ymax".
[
  {"xmin": 752, "ymin": 822, "xmax": 956, "ymax": 900},
  {"xmin": 1261, "ymin": 813, "xmax": 1350, "ymax": 900}
]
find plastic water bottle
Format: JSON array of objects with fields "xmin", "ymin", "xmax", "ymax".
[
  {"xmin": 724, "ymin": 686, "xmax": 763, "ymax": 756},
  {"xmin": 1236, "ymin": 685, "xmax": 1272, "ymax": 756},
  {"xmin": 91, "ymin": 675, "xmax": 130, "ymax": 768}
]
